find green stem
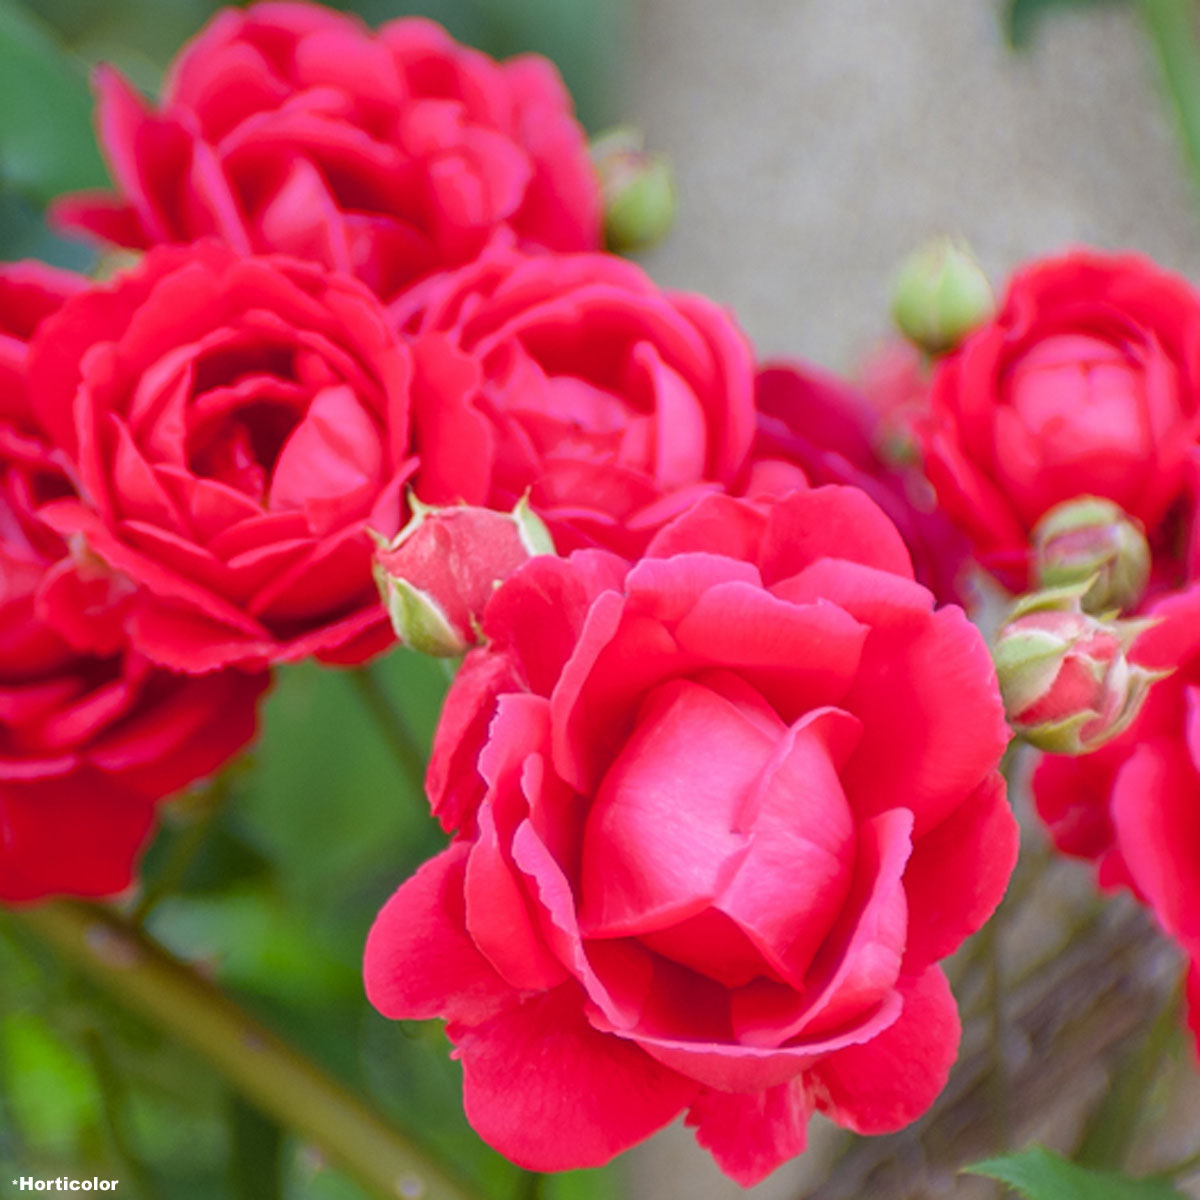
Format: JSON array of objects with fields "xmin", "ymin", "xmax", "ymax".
[
  {"xmin": 1074, "ymin": 974, "xmax": 1183, "ymax": 1169},
  {"xmin": 129, "ymin": 772, "xmax": 235, "ymax": 926},
  {"xmin": 11, "ymin": 900, "xmax": 479, "ymax": 1200},
  {"xmin": 1155, "ymin": 1142, "xmax": 1200, "ymax": 1181},
  {"xmin": 1137, "ymin": 0, "xmax": 1200, "ymax": 205},
  {"xmin": 349, "ymin": 665, "xmax": 427, "ymax": 800},
  {"xmin": 80, "ymin": 1026, "xmax": 167, "ymax": 1200}
]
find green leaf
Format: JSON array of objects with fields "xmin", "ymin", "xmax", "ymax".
[
  {"xmin": 1003, "ymin": 0, "xmax": 1130, "ymax": 50},
  {"xmin": 965, "ymin": 1146, "xmax": 1187, "ymax": 1199},
  {"xmin": 0, "ymin": 0, "xmax": 106, "ymax": 200}
]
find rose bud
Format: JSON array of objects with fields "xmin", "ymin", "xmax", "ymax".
[
  {"xmin": 590, "ymin": 126, "xmax": 677, "ymax": 254},
  {"xmin": 1032, "ymin": 496, "xmax": 1151, "ymax": 614},
  {"xmin": 373, "ymin": 498, "xmax": 554, "ymax": 657},
  {"xmin": 891, "ymin": 237, "xmax": 994, "ymax": 356},
  {"xmin": 993, "ymin": 582, "xmax": 1162, "ymax": 754}
]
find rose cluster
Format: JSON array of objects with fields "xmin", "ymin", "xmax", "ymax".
[
  {"xmin": 917, "ymin": 249, "xmax": 1200, "ymax": 1044},
  {"xmin": 18, "ymin": 0, "xmax": 1200, "ymax": 1185}
]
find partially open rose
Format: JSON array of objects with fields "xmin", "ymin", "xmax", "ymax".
[
  {"xmin": 53, "ymin": 2, "xmax": 600, "ymax": 300},
  {"xmin": 365, "ymin": 487, "xmax": 1015, "ymax": 1185},
  {"xmin": 28, "ymin": 242, "xmax": 431, "ymax": 672},
  {"xmin": 398, "ymin": 245, "xmax": 756, "ymax": 557},
  {"xmin": 922, "ymin": 250, "xmax": 1200, "ymax": 590}
]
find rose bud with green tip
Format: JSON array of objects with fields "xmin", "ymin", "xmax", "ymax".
[
  {"xmin": 374, "ymin": 498, "xmax": 555, "ymax": 657},
  {"xmin": 993, "ymin": 581, "xmax": 1163, "ymax": 754},
  {"xmin": 891, "ymin": 236, "xmax": 994, "ymax": 356},
  {"xmin": 590, "ymin": 125, "xmax": 677, "ymax": 254},
  {"xmin": 1031, "ymin": 496, "xmax": 1151, "ymax": 614}
]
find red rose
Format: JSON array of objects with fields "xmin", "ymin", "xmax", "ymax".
[
  {"xmin": 746, "ymin": 360, "xmax": 971, "ymax": 606},
  {"xmin": 364, "ymin": 487, "xmax": 1015, "ymax": 1185},
  {"xmin": 53, "ymin": 2, "xmax": 600, "ymax": 300},
  {"xmin": 397, "ymin": 245, "xmax": 756, "ymax": 557},
  {"xmin": 28, "ymin": 242, "xmax": 425, "ymax": 672},
  {"xmin": 922, "ymin": 250, "xmax": 1200, "ymax": 590},
  {"xmin": 0, "ymin": 263, "xmax": 268, "ymax": 901}
]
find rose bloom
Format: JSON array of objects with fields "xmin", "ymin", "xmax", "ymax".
[
  {"xmin": 396, "ymin": 245, "xmax": 756, "ymax": 557},
  {"xmin": 922, "ymin": 250, "xmax": 1200, "ymax": 590},
  {"xmin": 0, "ymin": 266, "xmax": 268, "ymax": 901},
  {"xmin": 53, "ymin": 2, "xmax": 600, "ymax": 300},
  {"xmin": 365, "ymin": 487, "xmax": 1015, "ymax": 1185},
  {"xmin": 28, "ymin": 242, "xmax": 433, "ymax": 672},
  {"xmin": 746, "ymin": 359, "xmax": 971, "ymax": 607}
]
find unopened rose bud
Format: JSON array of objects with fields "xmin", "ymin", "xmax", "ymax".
[
  {"xmin": 373, "ymin": 498, "xmax": 555, "ymax": 657},
  {"xmin": 993, "ymin": 581, "xmax": 1162, "ymax": 754},
  {"xmin": 591, "ymin": 126, "xmax": 677, "ymax": 254},
  {"xmin": 891, "ymin": 237, "xmax": 994, "ymax": 355},
  {"xmin": 1032, "ymin": 496, "xmax": 1150, "ymax": 614}
]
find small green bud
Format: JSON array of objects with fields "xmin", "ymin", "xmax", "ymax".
[
  {"xmin": 890, "ymin": 237, "xmax": 994, "ymax": 355},
  {"xmin": 591, "ymin": 126, "xmax": 677, "ymax": 254},
  {"xmin": 1032, "ymin": 496, "xmax": 1151, "ymax": 614}
]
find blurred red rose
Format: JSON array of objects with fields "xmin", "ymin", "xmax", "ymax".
[
  {"xmin": 28, "ymin": 243, "xmax": 424, "ymax": 671},
  {"xmin": 53, "ymin": 2, "xmax": 600, "ymax": 300},
  {"xmin": 397, "ymin": 245, "xmax": 756, "ymax": 557},
  {"xmin": 746, "ymin": 359, "xmax": 972, "ymax": 606},
  {"xmin": 365, "ymin": 487, "xmax": 1015, "ymax": 1185},
  {"xmin": 922, "ymin": 250, "xmax": 1200, "ymax": 591}
]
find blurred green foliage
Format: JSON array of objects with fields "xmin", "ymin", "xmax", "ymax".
[
  {"xmin": 0, "ymin": 4, "xmax": 628, "ymax": 1194},
  {"xmin": 1002, "ymin": 0, "xmax": 1130, "ymax": 50}
]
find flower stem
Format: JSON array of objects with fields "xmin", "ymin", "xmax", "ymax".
[
  {"xmin": 1074, "ymin": 971, "xmax": 1183, "ymax": 1170},
  {"xmin": 11, "ymin": 899, "xmax": 479, "ymax": 1200},
  {"xmin": 1137, "ymin": 0, "xmax": 1200, "ymax": 207},
  {"xmin": 349, "ymin": 663, "xmax": 427, "ymax": 800}
]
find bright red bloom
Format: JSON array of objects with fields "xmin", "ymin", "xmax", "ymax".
[
  {"xmin": 396, "ymin": 245, "xmax": 757, "ymax": 557},
  {"xmin": 0, "ymin": 263, "xmax": 268, "ymax": 901},
  {"xmin": 364, "ymin": 487, "xmax": 1015, "ymax": 1185},
  {"xmin": 53, "ymin": 2, "xmax": 600, "ymax": 300},
  {"xmin": 922, "ymin": 250, "xmax": 1200, "ymax": 590},
  {"xmin": 28, "ymin": 242, "xmax": 427, "ymax": 672}
]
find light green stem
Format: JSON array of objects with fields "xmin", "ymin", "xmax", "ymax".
[
  {"xmin": 11, "ymin": 900, "xmax": 478, "ymax": 1200},
  {"xmin": 349, "ymin": 664, "xmax": 428, "ymax": 800}
]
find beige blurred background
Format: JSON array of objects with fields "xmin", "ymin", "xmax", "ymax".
[
  {"xmin": 634, "ymin": 0, "xmax": 1200, "ymax": 372},
  {"xmin": 621, "ymin": 3, "xmax": 1200, "ymax": 1196}
]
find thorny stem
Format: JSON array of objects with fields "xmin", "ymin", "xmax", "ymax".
[{"xmin": 10, "ymin": 900, "xmax": 479, "ymax": 1200}]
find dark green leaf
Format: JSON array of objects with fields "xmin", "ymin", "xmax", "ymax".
[
  {"xmin": 1004, "ymin": 0, "xmax": 1130, "ymax": 50},
  {"xmin": 966, "ymin": 1146, "xmax": 1186, "ymax": 1199}
]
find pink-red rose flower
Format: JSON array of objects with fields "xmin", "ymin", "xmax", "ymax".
[
  {"xmin": 27, "ymin": 242, "xmax": 432, "ymax": 672},
  {"xmin": 53, "ymin": 2, "xmax": 601, "ymax": 301},
  {"xmin": 922, "ymin": 250, "xmax": 1200, "ymax": 591},
  {"xmin": 0, "ymin": 250, "xmax": 269, "ymax": 903},
  {"xmin": 364, "ymin": 487, "xmax": 1015, "ymax": 1185},
  {"xmin": 395, "ymin": 245, "xmax": 756, "ymax": 557},
  {"xmin": 745, "ymin": 359, "xmax": 971, "ymax": 606},
  {"xmin": 0, "ymin": 436, "xmax": 268, "ymax": 902}
]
